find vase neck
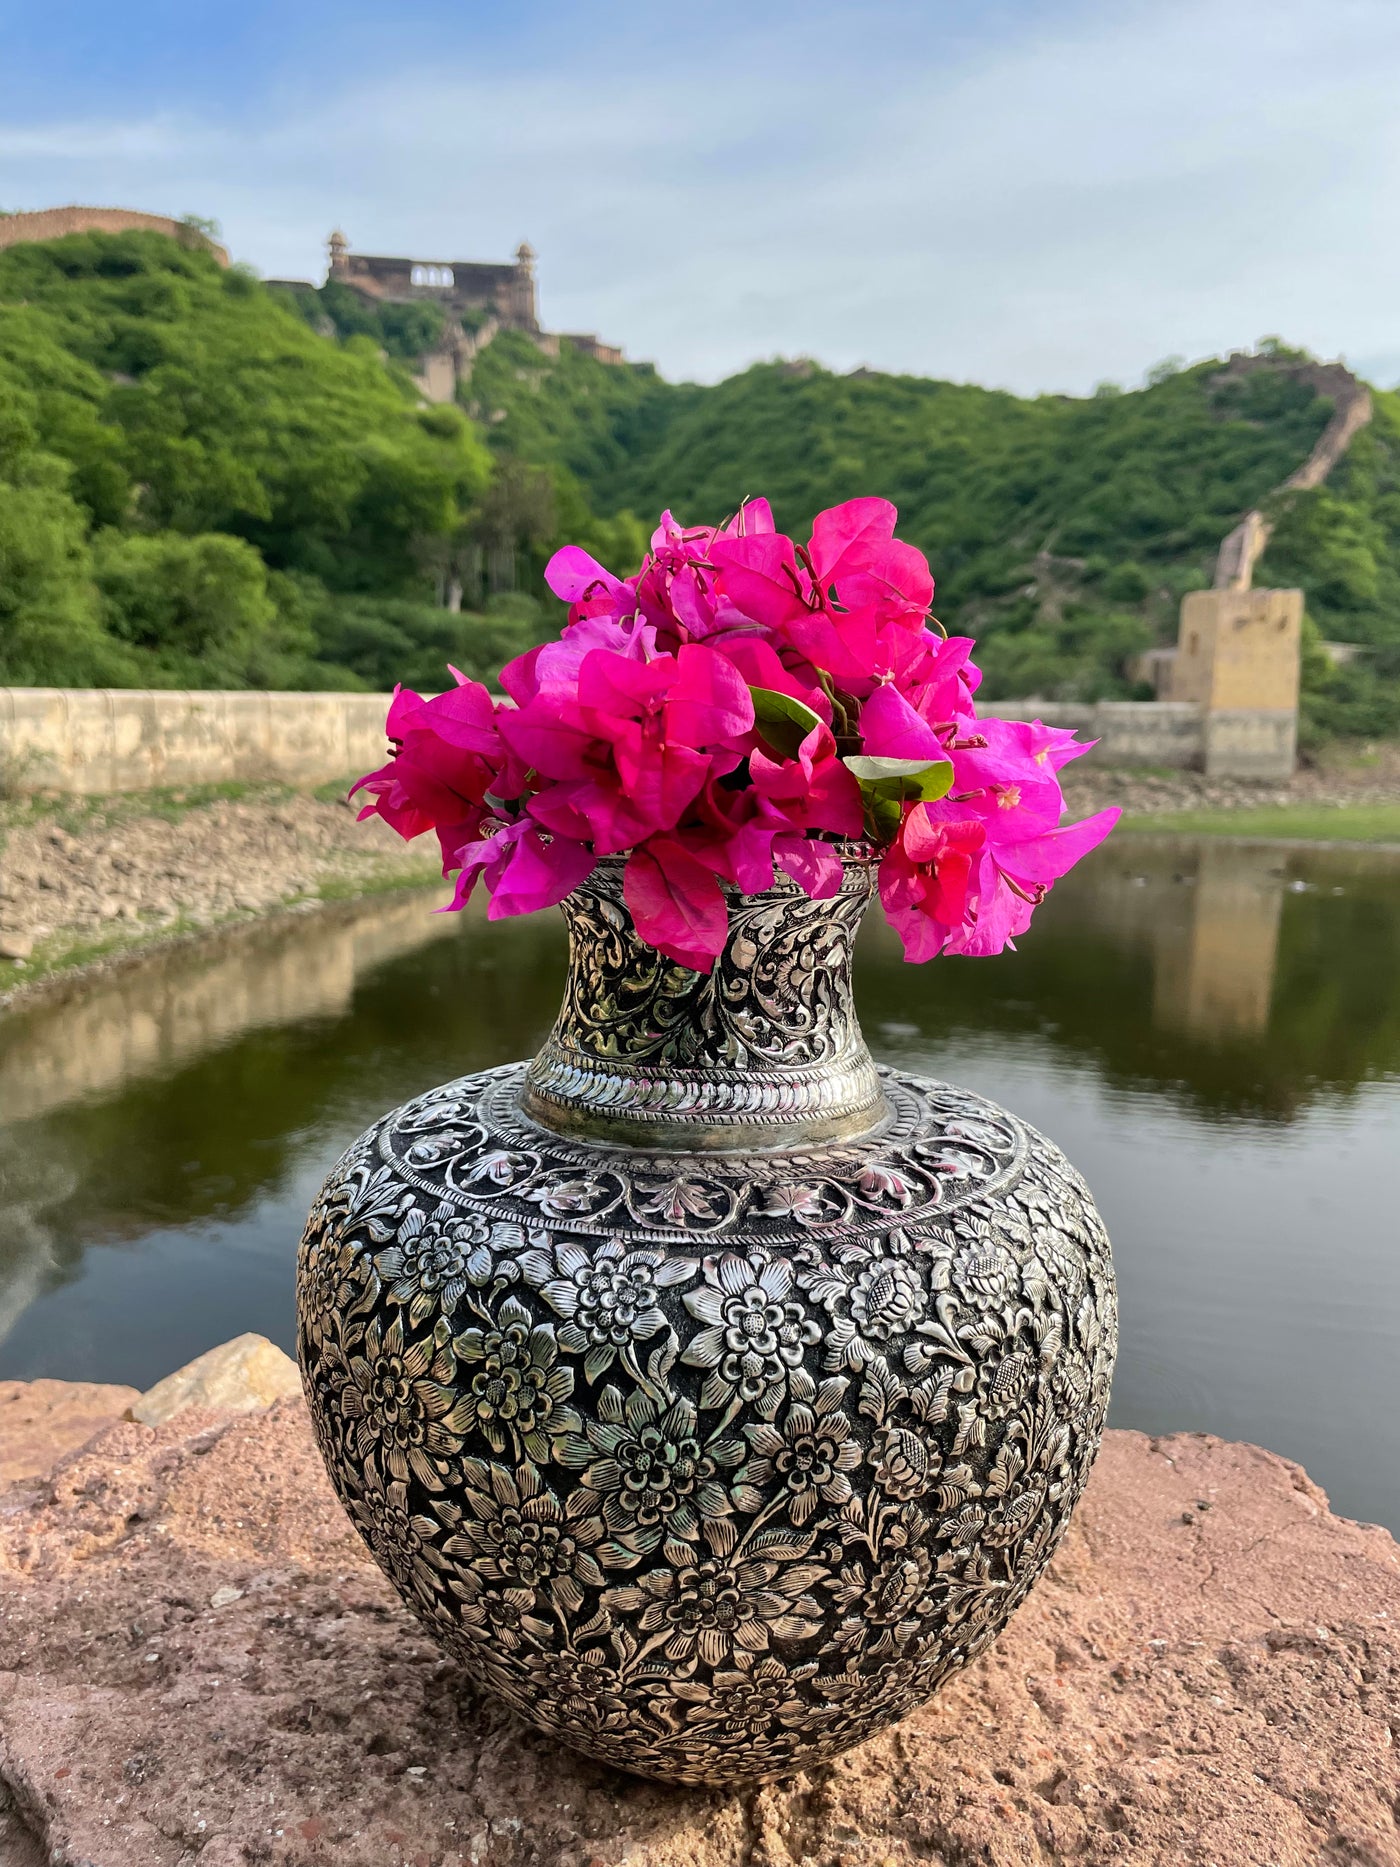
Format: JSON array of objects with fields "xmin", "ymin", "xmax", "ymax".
[{"xmin": 520, "ymin": 855, "xmax": 888, "ymax": 1152}]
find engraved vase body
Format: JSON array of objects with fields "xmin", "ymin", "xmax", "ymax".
[{"xmin": 297, "ymin": 855, "xmax": 1117, "ymax": 1786}]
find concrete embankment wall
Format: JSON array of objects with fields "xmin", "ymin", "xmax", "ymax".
[
  {"xmin": 0, "ymin": 688, "xmax": 1296, "ymax": 794},
  {"xmin": 982, "ymin": 699, "xmax": 1296, "ymax": 780},
  {"xmin": 0, "ymin": 689, "xmax": 394, "ymax": 794}
]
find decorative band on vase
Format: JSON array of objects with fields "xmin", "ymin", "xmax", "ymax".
[{"xmin": 520, "ymin": 850, "xmax": 889, "ymax": 1150}]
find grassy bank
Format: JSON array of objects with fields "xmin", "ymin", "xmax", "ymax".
[{"xmin": 1119, "ymin": 802, "xmax": 1400, "ymax": 843}]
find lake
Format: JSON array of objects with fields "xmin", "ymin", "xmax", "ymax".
[{"xmin": 2, "ymin": 834, "xmax": 1398, "ymax": 1529}]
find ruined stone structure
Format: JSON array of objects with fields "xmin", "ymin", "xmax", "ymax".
[
  {"xmin": 1168, "ymin": 587, "xmax": 1304, "ymax": 779},
  {"xmin": 1209, "ymin": 359, "xmax": 1372, "ymax": 594},
  {"xmin": 322, "ymin": 231, "xmax": 624, "ymax": 401},
  {"xmin": 0, "ymin": 206, "xmax": 229, "ymax": 265},
  {"xmin": 1127, "ymin": 353, "xmax": 1374, "ymax": 780}
]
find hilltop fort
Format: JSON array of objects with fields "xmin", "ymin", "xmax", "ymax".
[
  {"xmin": 271, "ymin": 230, "xmax": 624, "ymax": 401},
  {"xmin": 0, "ymin": 209, "xmax": 622, "ymax": 403}
]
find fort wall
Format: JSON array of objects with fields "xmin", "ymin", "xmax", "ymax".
[
  {"xmin": 0, "ymin": 207, "xmax": 229, "ymax": 265},
  {"xmin": 0, "ymin": 689, "xmax": 392, "ymax": 795},
  {"xmin": 1, "ymin": 688, "xmax": 1302, "ymax": 796}
]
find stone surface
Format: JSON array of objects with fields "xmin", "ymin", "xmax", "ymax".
[
  {"xmin": 128, "ymin": 1333, "xmax": 302, "ymax": 1426},
  {"xmin": 1, "ymin": 1395, "xmax": 1397, "ymax": 1866},
  {"xmin": 0, "ymin": 932, "xmax": 34, "ymax": 963},
  {"xmin": 0, "ymin": 1379, "xmax": 140, "ymax": 1489}
]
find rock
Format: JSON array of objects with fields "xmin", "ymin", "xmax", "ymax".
[
  {"xmin": 0, "ymin": 931, "xmax": 34, "ymax": 962},
  {"xmin": 0, "ymin": 1378, "xmax": 141, "ymax": 1487},
  {"xmin": 127, "ymin": 1333, "xmax": 302, "ymax": 1426},
  {"xmin": 0, "ymin": 1404, "xmax": 1396, "ymax": 1867}
]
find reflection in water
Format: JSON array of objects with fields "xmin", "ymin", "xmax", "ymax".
[
  {"xmin": 1, "ymin": 839, "xmax": 1398, "ymax": 1528},
  {"xmin": 0, "ymin": 893, "xmax": 459, "ymax": 1122},
  {"xmin": 1151, "ymin": 844, "xmax": 1284, "ymax": 1039}
]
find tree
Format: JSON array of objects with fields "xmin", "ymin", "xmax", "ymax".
[{"xmin": 464, "ymin": 458, "xmax": 558, "ymax": 598}]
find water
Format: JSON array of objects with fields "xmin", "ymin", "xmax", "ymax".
[{"xmin": 2, "ymin": 836, "xmax": 1398, "ymax": 1528}]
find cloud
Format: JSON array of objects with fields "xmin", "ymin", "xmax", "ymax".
[{"xmin": 3, "ymin": 0, "xmax": 1398, "ymax": 393}]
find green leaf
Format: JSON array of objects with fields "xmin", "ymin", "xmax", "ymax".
[
  {"xmin": 748, "ymin": 685, "xmax": 824, "ymax": 760},
  {"xmin": 842, "ymin": 755, "xmax": 955, "ymax": 802},
  {"xmin": 864, "ymin": 793, "xmax": 904, "ymax": 842}
]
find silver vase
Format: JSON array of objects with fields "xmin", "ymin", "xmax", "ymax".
[{"xmin": 296, "ymin": 852, "xmax": 1116, "ymax": 1786}]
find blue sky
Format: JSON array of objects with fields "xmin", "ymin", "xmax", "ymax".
[{"xmin": 3, "ymin": 0, "xmax": 1397, "ymax": 392}]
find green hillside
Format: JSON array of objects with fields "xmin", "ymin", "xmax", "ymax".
[
  {"xmin": 2, "ymin": 229, "xmax": 1397, "ymax": 741},
  {"xmin": 471, "ymin": 332, "xmax": 1400, "ymax": 737},
  {"xmin": 0, "ymin": 232, "xmax": 560, "ymax": 695}
]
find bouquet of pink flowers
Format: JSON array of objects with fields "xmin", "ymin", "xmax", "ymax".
[{"xmin": 353, "ymin": 497, "xmax": 1118, "ymax": 971}]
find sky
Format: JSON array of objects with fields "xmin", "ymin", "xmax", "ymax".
[{"xmin": 2, "ymin": 0, "xmax": 1397, "ymax": 394}]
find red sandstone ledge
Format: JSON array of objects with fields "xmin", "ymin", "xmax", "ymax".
[{"xmin": 1, "ymin": 1384, "xmax": 1397, "ymax": 1867}]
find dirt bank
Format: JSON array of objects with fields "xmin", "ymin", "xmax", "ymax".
[
  {"xmin": 1062, "ymin": 741, "xmax": 1400, "ymax": 817},
  {"xmin": 5, "ymin": 753, "xmax": 1400, "ymax": 1010},
  {"xmin": 0, "ymin": 783, "xmax": 440, "ymax": 1008}
]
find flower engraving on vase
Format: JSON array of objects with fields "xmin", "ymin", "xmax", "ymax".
[
  {"xmin": 451, "ymin": 1296, "xmax": 581, "ymax": 1461},
  {"xmin": 682, "ymin": 1252, "xmax": 821, "ymax": 1412},
  {"xmin": 297, "ymin": 1054, "xmax": 1116, "ymax": 1788},
  {"xmin": 559, "ymin": 1385, "xmax": 739, "ymax": 1550},
  {"xmin": 375, "ymin": 1205, "xmax": 495, "ymax": 1327}
]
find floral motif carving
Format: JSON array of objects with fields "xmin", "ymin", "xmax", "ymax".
[
  {"xmin": 297, "ymin": 857, "xmax": 1115, "ymax": 1786},
  {"xmin": 299, "ymin": 1069, "xmax": 1115, "ymax": 1786}
]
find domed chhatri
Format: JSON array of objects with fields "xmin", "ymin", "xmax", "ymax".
[{"xmin": 297, "ymin": 855, "xmax": 1117, "ymax": 1786}]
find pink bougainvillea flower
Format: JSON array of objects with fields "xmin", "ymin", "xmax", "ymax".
[
  {"xmin": 807, "ymin": 497, "xmax": 898, "ymax": 583},
  {"xmin": 747, "ymin": 723, "xmax": 863, "ymax": 838},
  {"xmin": 448, "ymin": 816, "xmax": 596, "ymax": 918},
  {"xmin": 971, "ymin": 714, "xmax": 1088, "ymax": 777},
  {"xmin": 515, "ymin": 643, "xmax": 754, "ymax": 859},
  {"xmin": 772, "ymin": 833, "xmax": 845, "ymax": 898},
  {"xmin": 879, "ymin": 812, "xmax": 987, "ymax": 961},
  {"xmin": 494, "ymin": 683, "xmax": 597, "ymax": 784},
  {"xmin": 780, "ymin": 602, "xmax": 941, "ymax": 700},
  {"xmin": 908, "ymin": 635, "xmax": 982, "ymax": 729},
  {"xmin": 716, "ymin": 635, "xmax": 832, "ymax": 724},
  {"xmin": 544, "ymin": 545, "xmax": 629, "ymax": 610},
  {"xmin": 720, "ymin": 497, "xmax": 776, "ymax": 538},
  {"xmin": 351, "ymin": 675, "xmax": 509, "ymax": 874},
  {"xmin": 637, "ymin": 518, "xmax": 720, "ymax": 642},
  {"xmin": 808, "ymin": 497, "xmax": 934, "ymax": 621},
  {"xmin": 857, "ymin": 683, "xmax": 949, "ymax": 764},
  {"xmin": 685, "ymin": 723, "xmax": 858, "ymax": 900},
  {"xmin": 352, "ymin": 495, "xmax": 1118, "ymax": 965},
  {"xmin": 623, "ymin": 835, "xmax": 730, "ymax": 971},
  {"xmin": 904, "ymin": 798, "xmax": 1120, "ymax": 957},
  {"xmin": 708, "ymin": 531, "xmax": 813, "ymax": 631}
]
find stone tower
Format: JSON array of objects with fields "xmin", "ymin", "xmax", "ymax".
[{"xmin": 327, "ymin": 230, "xmax": 349, "ymax": 280}]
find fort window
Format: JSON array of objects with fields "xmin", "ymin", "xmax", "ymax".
[{"xmin": 410, "ymin": 264, "xmax": 454, "ymax": 288}]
